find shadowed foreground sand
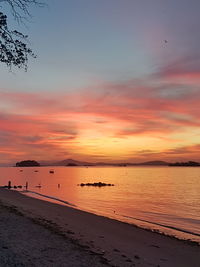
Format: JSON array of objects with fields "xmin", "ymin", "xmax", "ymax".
[
  {"xmin": 0, "ymin": 204, "xmax": 108, "ymax": 266},
  {"xmin": 0, "ymin": 188, "xmax": 199, "ymax": 267}
]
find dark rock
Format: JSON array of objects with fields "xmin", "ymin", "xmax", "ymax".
[
  {"xmin": 134, "ymin": 255, "xmax": 140, "ymax": 259},
  {"xmin": 78, "ymin": 182, "xmax": 115, "ymax": 187}
]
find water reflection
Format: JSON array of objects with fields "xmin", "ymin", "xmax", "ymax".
[{"xmin": 0, "ymin": 166, "xmax": 200, "ymax": 242}]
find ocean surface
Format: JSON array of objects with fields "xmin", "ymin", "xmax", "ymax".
[{"xmin": 0, "ymin": 166, "xmax": 200, "ymax": 242}]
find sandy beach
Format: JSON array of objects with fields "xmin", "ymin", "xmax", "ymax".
[{"xmin": 0, "ymin": 188, "xmax": 199, "ymax": 267}]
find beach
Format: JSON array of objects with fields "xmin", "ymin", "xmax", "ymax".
[{"xmin": 0, "ymin": 188, "xmax": 199, "ymax": 267}]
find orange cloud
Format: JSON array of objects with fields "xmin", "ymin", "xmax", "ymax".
[{"xmin": 0, "ymin": 72, "xmax": 200, "ymax": 164}]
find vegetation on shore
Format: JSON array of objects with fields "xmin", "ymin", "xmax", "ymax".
[
  {"xmin": 169, "ymin": 161, "xmax": 200, "ymax": 167},
  {"xmin": 16, "ymin": 160, "xmax": 40, "ymax": 167}
]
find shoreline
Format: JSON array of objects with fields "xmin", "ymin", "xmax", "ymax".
[
  {"xmin": 24, "ymin": 189, "xmax": 200, "ymax": 244},
  {"xmin": 0, "ymin": 188, "xmax": 200, "ymax": 266}
]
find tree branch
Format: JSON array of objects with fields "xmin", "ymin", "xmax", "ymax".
[{"xmin": 0, "ymin": 0, "xmax": 44, "ymax": 70}]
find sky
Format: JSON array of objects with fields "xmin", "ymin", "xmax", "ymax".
[{"xmin": 0, "ymin": 0, "xmax": 200, "ymax": 164}]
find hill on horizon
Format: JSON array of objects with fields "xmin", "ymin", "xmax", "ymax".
[
  {"xmin": 136, "ymin": 161, "xmax": 169, "ymax": 166},
  {"xmin": 40, "ymin": 158, "xmax": 94, "ymax": 166},
  {"xmin": 2, "ymin": 158, "xmax": 190, "ymax": 167},
  {"xmin": 40, "ymin": 159, "xmax": 169, "ymax": 166}
]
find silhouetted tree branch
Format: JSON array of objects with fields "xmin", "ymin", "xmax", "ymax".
[{"xmin": 0, "ymin": 0, "xmax": 44, "ymax": 70}]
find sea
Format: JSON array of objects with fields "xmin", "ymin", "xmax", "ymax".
[{"xmin": 0, "ymin": 166, "xmax": 199, "ymax": 243}]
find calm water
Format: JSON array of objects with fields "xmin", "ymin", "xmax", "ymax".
[{"xmin": 0, "ymin": 166, "xmax": 200, "ymax": 242}]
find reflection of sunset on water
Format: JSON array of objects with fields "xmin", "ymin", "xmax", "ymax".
[{"xmin": 1, "ymin": 166, "xmax": 200, "ymax": 242}]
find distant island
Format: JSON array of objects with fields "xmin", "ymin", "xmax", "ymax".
[
  {"xmin": 40, "ymin": 159, "xmax": 170, "ymax": 167},
  {"xmin": 41, "ymin": 158, "xmax": 93, "ymax": 167},
  {"xmin": 9, "ymin": 158, "xmax": 200, "ymax": 167},
  {"xmin": 40, "ymin": 159, "xmax": 200, "ymax": 167},
  {"xmin": 16, "ymin": 160, "xmax": 40, "ymax": 167},
  {"xmin": 169, "ymin": 161, "xmax": 200, "ymax": 167},
  {"xmin": 66, "ymin": 163, "xmax": 78, "ymax": 166}
]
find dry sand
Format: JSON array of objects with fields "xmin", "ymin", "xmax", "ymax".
[{"xmin": 0, "ymin": 188, "xmax": 199, "ymax": 267}]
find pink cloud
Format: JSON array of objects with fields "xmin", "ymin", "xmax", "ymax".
[
  {"xmin": 130, "ymin": 144, "xmax": 200, "ymax": 162},
  {"xmin": 1, "ymin": 77, "xmax": 200, "ymax": 138},
  {"xmin": 0, "ymin": 70, "xmax": 200, "ymax": 163}
]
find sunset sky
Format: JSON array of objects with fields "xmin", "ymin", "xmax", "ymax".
[{"xmin": 0, "ymin": 0, "xmax": 200, "ymax": 164}]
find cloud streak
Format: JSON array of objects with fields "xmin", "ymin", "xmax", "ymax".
[{"xmin": 0, "ymin": 60, "xmax": 200, "ymax": 163}]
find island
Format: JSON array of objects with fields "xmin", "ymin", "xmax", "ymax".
[
  {"xmin": 16, "ymin": 160, "xmax": 40, "ymax": 167},
  {"xmin": 169, "ymin": 161, "xmax": 200, "ymax": 167}
]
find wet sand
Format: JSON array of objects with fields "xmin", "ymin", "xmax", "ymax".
[{"xmin": 0, "ymin": 188, "xmax": 199, "ymax": 266}]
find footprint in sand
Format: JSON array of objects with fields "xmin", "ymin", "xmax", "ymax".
[{"xmin": 134, "ymin": 255, "xmax": 140, "ymax": 259}]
